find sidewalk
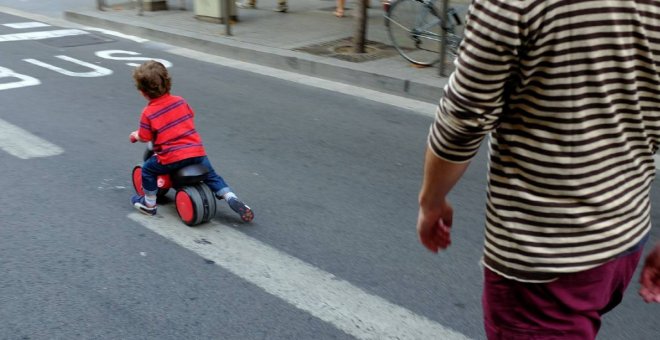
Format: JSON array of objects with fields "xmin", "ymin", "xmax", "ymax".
[{"xmin": 64, "ymin": 0, "xmax": 454, "ymax": 102}]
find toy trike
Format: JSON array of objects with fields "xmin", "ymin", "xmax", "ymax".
[{"xmin": 131, "ymin": 144, "xmax": 217, "ymax": 226}]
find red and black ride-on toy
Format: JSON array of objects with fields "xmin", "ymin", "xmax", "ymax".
[{"xmin": 131, "ymin": 143, "xmax": 217, "ymax": 226}]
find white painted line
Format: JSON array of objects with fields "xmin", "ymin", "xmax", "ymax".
[
  {"xmin": 24, "ymin": 56, "xmax": 114, "ymax": 78},
  {"xmin": 0, "ymin": 66, "xmax": 41, "ymax": 91},
  {"xmin": 3, "ymin": 22, "xmax": 50, "ymax": 29},
  {"xmin": 0, "ymin": 29, "xmax": 89, "ymax": 42},
  {"xmin": 0, "ymin": 119, "xmax": 64, "ymax": 159},
  {"xmin": 83, "ymin": 27, "xmax": 149, "ymax": 43},
  {"xmin": 129, "ymin": 209, "xmax": 471, "ymax": 340},
  {"xmin": 165, "ymin": 47, "xmax": 438, "ymax": 117}
]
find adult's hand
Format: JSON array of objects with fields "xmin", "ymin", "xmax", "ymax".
[
  {"xmin": 416, "ymin": 199, "xmax": 453, "ymax": 253},
  {"xmin": 639, "ymin": 242, "xmax": 660, "ymax": 303}
]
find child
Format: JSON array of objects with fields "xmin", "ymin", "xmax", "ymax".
[{"xmin": 129, "ymin": 60, "xmax": 253, "ymax": 222}]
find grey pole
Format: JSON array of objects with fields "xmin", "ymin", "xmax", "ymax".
[
  {"xmin": 438, "ymin": 0, "xmax": 449, "ymax": 76},
  {"xmin": 136, "ymin": 0, "xmax": 144, "ymax": 16},
  {"xmin": 96, "ymin": 0, "xmax": 105, "ymax": 11},
  {"xmin": 223, "ymin": 0, "xmax": 232, "ymax": 36}
]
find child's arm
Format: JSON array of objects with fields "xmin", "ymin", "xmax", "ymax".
[{"xmin": 129, "ymin": 130, "xmax": 147, "ymax": 143}]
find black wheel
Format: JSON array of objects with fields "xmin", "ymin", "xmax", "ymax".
[
  {"xmin": 175, "ymin": 186, "xmax": 204, "ymax": 226},
  {"xmin": 195, "ymin": 183, "xmax": 217, "ymax": 223},
  {"xmin": 175, "ymin": 184, "xmax": 217, "ymax": 226},
  {"xmin": 385, "ymin": 0, "xmax": 461, "ymax": 66}
]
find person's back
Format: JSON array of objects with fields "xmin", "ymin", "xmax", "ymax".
[
  {"xmin": 430, "ymin": 0, "xmax": 660, "ymax": 280},
  {"xmin": 138, "ymin": 93, "xmax": 205, "ymax": 165},
  {"xmin": 417, "ymin": 0, "xmax": 660, "ymax": 338}
]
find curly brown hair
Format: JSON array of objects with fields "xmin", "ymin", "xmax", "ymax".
[{"xmin": 132, "ymin": 60, "xmax": 171, "ymax": 99}]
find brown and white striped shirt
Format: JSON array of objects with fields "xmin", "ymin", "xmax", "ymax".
[{"xmin": 429, "ymin": 0, "xmax": 660, "ymax": 281}]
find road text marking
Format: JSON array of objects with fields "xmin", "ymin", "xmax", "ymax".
[
  {"xmin": 0, "ymin": 119, "xmax": 63, "ymax": 159},
  {"xmin": 129, "ymin": 209, "xmax": 471, "ymax": 340},
  {"xmin": 0, "ymin": 29, "xmax": 88, "ymax": 42}
]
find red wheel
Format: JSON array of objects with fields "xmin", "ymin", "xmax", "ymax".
[
  {"xmin": 175, "ymin": 189, "xmax": 196, "ymax": 226},
  {"xmin": 132, "ymin": 166, "xmax": 144, "ymax": 196}
]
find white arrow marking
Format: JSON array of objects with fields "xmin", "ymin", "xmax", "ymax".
[{"xmin": 129, "ymin": 208, "xmax": 472, "ymax": 340}]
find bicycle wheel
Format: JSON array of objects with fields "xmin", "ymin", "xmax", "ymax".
[{"xmin": 385, "ymin": 0, "xmax": 460, "ymax": 66}]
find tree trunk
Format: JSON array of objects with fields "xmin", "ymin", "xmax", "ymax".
[{"xmin": 352, "ymin": 0, "xmax": 368, "ymax": 53}]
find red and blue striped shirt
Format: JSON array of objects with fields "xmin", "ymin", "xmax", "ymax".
[{"xmin": 137, "ymin": 93, "xmax": 206, "ymax": 165}]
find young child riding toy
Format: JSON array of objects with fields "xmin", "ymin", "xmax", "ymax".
[{"xmin": 129, "ymin": 60, "xmax": 254, "ymax": 222}]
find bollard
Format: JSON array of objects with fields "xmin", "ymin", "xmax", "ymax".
[{"xmin": 223, "ymin": 0, "xmax": 232, "ymax": 36}]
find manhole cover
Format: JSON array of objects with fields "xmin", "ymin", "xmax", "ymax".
[
  {"xmin": 38, "ymin": 34, "xmax": 115, "ymax": 48},
  {"xmin": 295, "ymin": 37, "xmax": 398, "ymax": 63}
]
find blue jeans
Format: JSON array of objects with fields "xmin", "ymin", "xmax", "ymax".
[{"xmin": 141, "ymin": 155, "xmax": 231, "ymax": 197}]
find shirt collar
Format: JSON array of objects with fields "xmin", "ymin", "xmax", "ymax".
[{"xmin": 149, "ymin": 93, "xmax": 172, "ymax": 106}]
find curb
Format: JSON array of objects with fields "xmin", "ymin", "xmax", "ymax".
[{"xmin": 64, "ymin": 10, "xmax": 444, "ymax": 103}]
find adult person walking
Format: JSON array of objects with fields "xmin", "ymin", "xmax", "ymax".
[{"xmin": 416, "ymin": 0, "xmax": 660, "ymax": 339}]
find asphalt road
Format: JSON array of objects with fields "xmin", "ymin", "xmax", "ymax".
[{"xmin": 0, "ymin": 4, "xmax": 658, "ymax": 340}]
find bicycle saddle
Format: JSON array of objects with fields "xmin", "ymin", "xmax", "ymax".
[{"xmin": 171, "ymin": 164, "xmax": 209, "ymax": 187}]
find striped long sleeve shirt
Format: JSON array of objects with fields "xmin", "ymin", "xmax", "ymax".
[
  {"xmin": 138, "ymin": 94, "xmax": 207, "ymax": 165},
  {"xmin": 429, "ymin": 0, "xmax": 660, "ymax": 281}
]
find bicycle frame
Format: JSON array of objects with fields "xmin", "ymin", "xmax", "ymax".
[{"xmin": 384, "ymin": 0, "xmax": 461, "ymax": 45}]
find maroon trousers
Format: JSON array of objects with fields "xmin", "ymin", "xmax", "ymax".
[{"xmin": 482, "ymin": 250, "xmax": 642, "ymax": 340}]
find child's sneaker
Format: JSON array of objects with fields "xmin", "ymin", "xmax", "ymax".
[
  {"xmin": 228, "ymin": 197, "xmax": 254, "ymax": 222},
  {"xmin": 131, "ymin": 194, "xmax": 157, "ymax": 216}
]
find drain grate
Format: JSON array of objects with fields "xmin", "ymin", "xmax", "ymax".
[
  {"xmin": 38, "ymin": 34, "xmax": 115, "ymax": 48},
  {"xmin": 294, "ymin": 37, "xmax": 398, "ymax": 63}
]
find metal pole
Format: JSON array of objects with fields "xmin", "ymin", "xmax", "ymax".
[
  {"xmin": 223, "ymin": 0, "xmax": 232, "ymax": 36},
  {"xmin": 136, "ymin": 0, "xmax": 144, "ymax": 16},
  {"xmin": 438, "ymin": 0, "xmax": 449, "ymax": 76},
  {"xmin": 96, "ymin": 0, "xmax": 105, "ymax": 11}
]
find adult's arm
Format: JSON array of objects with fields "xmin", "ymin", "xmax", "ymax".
[
  {"xmin": 417, "ymin": 0, "xmax": 525, "ymax": 252},
  {"xmin": 417, "ymin": 147, "xmax": 470, "ymax": 253}
]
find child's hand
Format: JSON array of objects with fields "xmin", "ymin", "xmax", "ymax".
[{"xmin": 129, "ymin": 131, "xmax": 140, "ymax": 143}]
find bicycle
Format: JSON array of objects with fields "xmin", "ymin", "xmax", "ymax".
[{"xmin": 384, "ymin": 0, "xmax": 463, "ymax": 67}]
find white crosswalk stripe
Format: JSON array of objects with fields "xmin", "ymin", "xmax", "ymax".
[
  {"xmin": 129, "ymin": 208, "xmax": 472, "ymax": 340},
  {"xmin": 0, "ymin": 118, "xmax": 63, "ymax": 159}
]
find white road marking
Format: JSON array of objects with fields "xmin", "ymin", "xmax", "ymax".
[
  {"xmin": 129, "ymin": 209, "xmax": 471, "ymax": 340},
  {"xmin": 95, "ymin": 50, "xmax": 172, "ymax": 68},
  {"xmin": 165, "ymin": 47, "xmax": 438, "ymax": 117},
  {"xmin": 24, "ymin": 55, "xmax": 113, "ymax": 77},
  {"xmin": 0, "ymin": 119, "xmax": 63, "ymax": 159},
  {"xmin": 3, "ymin": 22, "xmax": 50, "ymax": 29},
  {"xmin": 0, "ymin": 66, "xmax": 40, "ymax": 91},
  {"xmin": 0, "ymin": 29, "xmax": 89, "ymax": 42},
  {"xmin": 83, "ymin": 27, "xmax": 149, "ymax": 43}
]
